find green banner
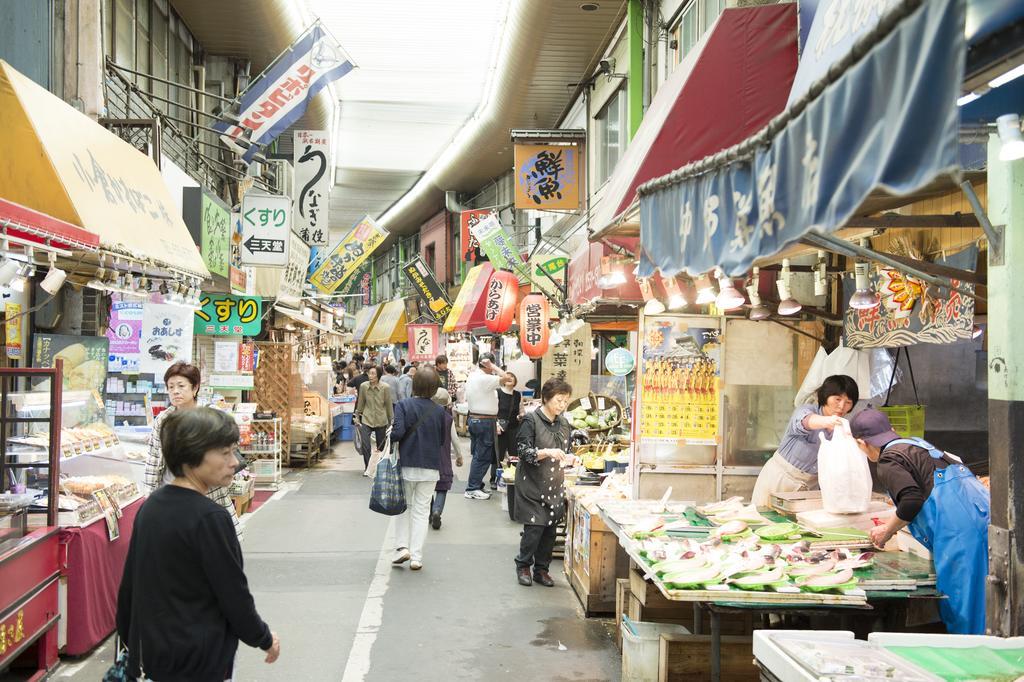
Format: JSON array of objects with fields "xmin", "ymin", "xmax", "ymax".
[
  {"xmin": 194, "ymin": 293, "xmax": 263, "ymax": 336},
  {"xmin": 467, "ymin": 213, "xmax": 529, "ymax": 278}
]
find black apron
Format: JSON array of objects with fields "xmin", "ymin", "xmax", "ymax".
[{"xmin": 514, "ymin": 409, "xmax": 572, "ymax": 527}]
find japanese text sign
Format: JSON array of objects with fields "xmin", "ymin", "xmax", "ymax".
[
  {"xmin": 279, "ymin": 234, "xmax": 311, "ymax": 304},
  {"xmin": 407, "ymin": 324, "xmax": 440, "ymax": 362},
  {"xmin": 140, "ymin": 302, "xmax": 194, "ymax": 376},
  {"xmin": 213, "ymin": 25, "xmax": 354, "ymax": 163},
  {"xmin": 309, "ymin": 215, "xmax": 388, "ymax": 294},
  {"xmin": 293, "ymin": 130, "xmax": 331, "ymax": 246},
  {"xmin": 195, "ymin": 293, "xmax": 263, "ymax": 336},
  {"xmin": 460, "ymin": 209, "xmax": 493, "ymax": 264},
  {"xmin": 531, "ymin": 254, "xmax": 568, "ymax": 299},
  {"xmin": 201, "ymin": 193, "xmax": 231, "ymax": 277},
  {"xmin": 107, "ymin": 297, "xmax": 143, "ymax": 372},
  {"xmin": 240, "ymin": 193, "xmax": 292, "ymax": 266},
  {"xmin": 541, "ymin": 322, "xmax": 591, "ymax": 400},
  {"xmin": 5, "ymin": 303, "xmax": 21, "ymax": 360},
  {"xmin": 514, "ymin": 143, "xmax": 581, "ymax": 210},
  {"xmin": 402, "ymin": 256, "xmax": 452, "ymax": 322},
  {"xmin": 467, "ymin": 214, "xmax": 527, "ymax": 277}
]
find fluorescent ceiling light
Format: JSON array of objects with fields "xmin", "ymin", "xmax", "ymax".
[
  {"xmin": 990, "ymin": 63, "xmax": 1024, "ymax": 89},
  {"xmin": 957, "ymin": 92, "xmax": 981, "ymax": 107}
]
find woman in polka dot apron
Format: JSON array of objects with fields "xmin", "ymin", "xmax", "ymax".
[{"xmin": 513, "ymin": 378, "xmax": 577, "ymax": 587}]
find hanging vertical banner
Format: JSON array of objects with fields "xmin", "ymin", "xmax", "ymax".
[
  {"xmin": 213, "ymin": 23, "xmax": 355, "ymax": 163},
  {"xmin": 278, "ymin": 234, "xmax": 311, "ymax": 304},
  {"xmin": 540, "ymin": 322, "xmax": 592, "ymax": 400},
  {"xmin": 309, "ymin": 215, "xmax": 388, "ymax": 294},
  {"xmin": 460, "ymin": 209, "xmax": 494, "ymax": 264},
  {"xmin": 229, "ymin": 211, "xmax": 247, "ymax": 293},
  {"xmin": 402, "ymin": 256, "xmax": 452, "ymax": 322},
  {"xmin": 407, "ymin": 324, "xmax": 440, "ymax": 362},
  {"xmin": 106, "ymin": 298, "xmax": 144, "ymax": 371},
  {"xmin": 513, "ymin": 143, "xmax": 581, "ymax": 210},
  {"xmin": 468, "ymin": 214, "xmax": 527, "ymax": 277},
  {"xmin": 5, "ymin": 302, "xmax": 22, "ymax": 359},
  {"xmin": 293, "ymin": 130, "xmax": 330, "ymax": 246},
  {"xmin": 360, "ymin": 272, "xmax": 372, "ymax": 305}
]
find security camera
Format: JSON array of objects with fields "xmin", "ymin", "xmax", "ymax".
[{"xmin": 598, "ymin": 58, "xmax": 615, "ymax": 74}]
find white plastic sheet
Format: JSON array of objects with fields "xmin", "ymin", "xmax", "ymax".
[{"xmin": 817, "ymin": 418, "xmax": 873, "ymax": 513}]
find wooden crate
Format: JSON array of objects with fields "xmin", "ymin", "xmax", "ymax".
[
  {"xmin": 232, "ymin": 487, "xmax": 255, "ymax": 516},
  {"xmin": 659, "ymin": 633, "xmax": 758, "ymax": 681},
  {"xmin": 615, "ymin": 578, "xmax": 631, "ymax": 652},
  {"xmin": 567, "ymin": 501, "xmax": 630, "ymax": 615},
  {"xmin": 254, "ymin": 343, "xmax": 301, "ymax": 463},
  {"xmin": 628, "ymin": 567, "xmax": 753, "ymax": 635}
]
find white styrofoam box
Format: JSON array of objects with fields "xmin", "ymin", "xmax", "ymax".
[
  {"xmin": 868, "ymin": 631, "xmax": 1024, "ymax": 650},
  {"xmin": 797, "ymin": 500, "xmax": 895, "ymax": 532}
]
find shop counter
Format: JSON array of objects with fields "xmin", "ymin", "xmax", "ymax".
[{"xmin": 58, "ymin": 497, "xmax": 143, "ymax": 655}]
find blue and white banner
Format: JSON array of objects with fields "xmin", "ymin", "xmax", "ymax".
[
  {"xmin": 216, "ymin": 24, "xmax": 354, "ymax": 163},
  {"xmin": 638, "ymin": 0, "xmax": 965, "ymax": 279}
]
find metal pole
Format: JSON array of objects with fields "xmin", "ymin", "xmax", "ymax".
[
  {"xmin": 962, "ymin": 179, "xmax": 1003, "ymax": 264},
  {"xmin": 105, "ymin": 58, "xmax": 234, "ymax": 102}
]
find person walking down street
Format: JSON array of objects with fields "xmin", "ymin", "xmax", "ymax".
[
  {"xmin": 355, "ymin": 366, "xmax": 394, "ymax": 471},
  {"xmin": 435, "ymin": 354, "xmax": 456, "ymax": 393},
  {"xmin": 381, "ymin": 363, "xmax": 401, "ymax": 407},
  {"xmin": 397, "ymin": 364, "xmax": 416, "ymax": 402},
  {"xmin": 348, "ymin": 361, "xmax": 372, "ymax": 391},
  {"xmin": 144, "ymin": 361, "xmax": 241, "ymax": 538},
  {"xmin": 514, "ymin": 378, "xmax": 576, "ymax": 587},
  {"xmin": 429, "ymin": 387, "xmax": 464, "ymax": 530},
  {"xmin": 116, "ymin": 408, "xmax": 280, "ymax": 681},
  {"xmin": 464, "ymin": 353, "xmax": 502, "ymax": 499},
  {"xmin": 391, "ymin": 367, "xmax": 446, "ymax": 570},
  {"xmin": 496, "ymin": 371, "xmax": 523, "ymax": 470}
]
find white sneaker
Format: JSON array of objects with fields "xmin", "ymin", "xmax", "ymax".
[
  {"xmin": 464, "ymin": 489, "xmax": 491, "ymax": 500},
  {"xmin": 392, "ymin": 548, "xmax": 411, "ymax": 565},
  {"xmin": 410, "ymin": 560, "xmax": 423, "ymax": 571}
]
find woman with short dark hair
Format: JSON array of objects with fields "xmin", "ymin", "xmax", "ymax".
[
  {"xmin": 144, "ymin": 361, "xmax": 241, "ymax": 537},
  {"xmin": 389, "ymin": 366, "xmax": 445, "ymax": 570},
  {"xmin": 116, "ymin": 408, "xmax": 280, "ymax": 681},
  {"xmin": 751, "ymin": 374, "xmax": 860, "ymax": 507},
  {"xmin": 513, "ymin": 377, "xmax": 575, "ymax": 587}
]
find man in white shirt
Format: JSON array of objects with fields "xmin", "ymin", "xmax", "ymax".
[{"xmin": 463, "ymin": 353, "xmax": 502, "ymax": 499}]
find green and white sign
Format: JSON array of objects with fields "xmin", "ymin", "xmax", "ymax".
[
  {"xmin": 194, "ymin": 293, "xmax": 263, "ymax": 336},
  {"xmin": 201, "ymin": 193, "xmax": 231, "ymax": 277},
  {"xmin": 605, "ymin": 347, "xmax": 635, "ymax": 376}
]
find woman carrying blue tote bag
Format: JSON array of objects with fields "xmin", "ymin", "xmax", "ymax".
[{"xmin": 369, "ymin": 427, "xmax": 406, "ymax": 516}]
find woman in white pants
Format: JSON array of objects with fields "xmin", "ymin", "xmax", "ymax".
[{"xmin": 390, "ymin": 366, "xmax": 446, "ymax": 570}]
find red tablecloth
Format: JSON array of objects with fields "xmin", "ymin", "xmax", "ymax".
[{"xmin": 59, "ymin": 498, "xmax": 143, "ymax": 656}]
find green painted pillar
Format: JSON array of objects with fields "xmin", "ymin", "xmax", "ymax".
[
  {"xmin": 986, "ymin": 134, "xmax": 1024, "ymax": 636},
  {"xmin": 627, "ymin": 0, "xmax": 644, "ymax": 139}
]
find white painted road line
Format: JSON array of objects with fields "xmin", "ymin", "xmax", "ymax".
[{"xmin": 341, "ymin": 517, "xmax": 396, "ymax": 682}]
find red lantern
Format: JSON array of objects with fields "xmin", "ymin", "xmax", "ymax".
[
  {"xmin": 484, "ymin": 269, "xmax": 519, "ymax": 333},
  {"xmin": 518, "ymin": 292, "xmax": 550, "ymax": 359}
]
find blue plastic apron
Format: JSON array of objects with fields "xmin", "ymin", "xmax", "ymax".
[{"xmin": 886, "ymin": 438, "xmax": 990, "ymax": 634}]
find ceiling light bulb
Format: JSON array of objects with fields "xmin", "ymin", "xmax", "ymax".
[
  {"xmin": 10, "ymin": 276, "xmax": 26, "ymax": 293},
  {"xmin": 40, "ymin": 266, "xmax": 67, "ymax": 295},
  {"xmin": 997, "ymin": 114, "xmax": 1024, "ymax": 162},
  {"xmin": 549, "ymin": 331, "xmax": 564, "ymax": 346},
  {"xmin": 849, "ymin": 262, "xmax": 880, "ymax": 310},
  {"xmin": 661, "ymin": 276, "xmax": 688, "ymax": 311},
  {"xmin": 644, "ymin": 299, "xmax": 666, "ymax": 315},
  {"xmin": 776, "ymin": 259, "xmax": 801, "ymax": 315},
  {"xmin": 746, "ymin": 284, "xmax": 770, "ymax": 321},
  {"xmin": 695, "ymin": 274, "xmax": 717, "ymax": 305},
  {"xmin": 714, "ymin": 270, "xmax": 745, "ymax": 311},
  {"xmin": 814, "ymin": 251, "xmax": 828, "ymax": 297}
]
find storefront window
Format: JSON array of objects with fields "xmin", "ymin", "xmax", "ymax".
[
  {"xmin": 702, "ymin": 0, "xmax": 724, "ymax": 32},
  {"xmin": 113, "ymin": 0, "xmax": 135, "ymax": 69},
  {"xmin": 135, "ymin": 0, "xmax": 150, "ymax": 92},
  {"xmin": 151, "ymin": 3, "xmax": 168, "ymax": 113}
]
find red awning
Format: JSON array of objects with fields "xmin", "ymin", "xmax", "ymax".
[
  {"xmin": 589, "ymin": 4, "xmax": 797, "ymax": 236},
  {"xmin": 0, "ymin": 198, "xmax": 100, "ymax": 251}
]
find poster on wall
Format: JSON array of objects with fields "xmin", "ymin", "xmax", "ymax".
[
  {"xmin": 140, "ymin": 301, "xmax": 195, "ymax": 377},
  {"xmin": 540, "ymin": 323, "xmax": 592, "ymax": 401},
  {"xmin": 107, "ymin": 297, "xmax": 144, "ymax": 372},
  {"xmin": 447, "ymin": 340, "xmax": 474, "ymax": 383},
  {"xmin": 639, "ymin": 316, "xmax": 722, "ymax": 446},
  {"xmin": 33, "ymin": 334, "xmax": 109, "ymax": 396},
  {"xmin": 5, "ymin": 302, "xmax": 22, "ymax": 359}
]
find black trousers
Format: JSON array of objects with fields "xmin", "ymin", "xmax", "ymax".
[
  {"xmin": 516, "ymin": 523, "xmax": 558, "ymax": 572},
  {"xmin": 357, "ymin": 424, "xmax": 388, "ymax": 468}
]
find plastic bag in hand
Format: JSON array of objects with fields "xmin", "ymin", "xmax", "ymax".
[{"xmin": 817, "ymin": 418, "xmax": 872, "ymax": 513}]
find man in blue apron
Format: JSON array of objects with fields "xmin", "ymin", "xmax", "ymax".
[{"xmin": 850, "ymin": 409, "xmax": 990, "ymax": 634}]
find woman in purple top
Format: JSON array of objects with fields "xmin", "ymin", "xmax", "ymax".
[{"xmin": 751, "ymin": 374, "xmax": 859, "ymax": 508}]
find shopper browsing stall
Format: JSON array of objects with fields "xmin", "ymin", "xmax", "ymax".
[
  {"xmin": 390, "ymin": 367, "xmax": 446, "ymax": 570},
  {"xmin": 496, "ymin": 372, "xmax": 523, "ymax": 466},
  {"xmin": 144, "ymin": 361, "xmax": 240, "ymax": 537},
  {"xmin": 354, "ymin": 366, "xmax": 394, "ymax": 471},
  {"xmin": 750, "ymin": 375, "xmax": 859, "ymax": 507},
  {"xmin": 116, "ymin": 408, "xmax": 280, "ymax": 681},
  {"xmin": 851, "ymin": 408, "xmax": 990, "ymax": 634},
  {"xmin": 514, "ymin": 377, "xmax": 577, "ymax": 588},
  {"xmin": 464, "ymin": 354, "xmax": 502, "ymax": 499}
]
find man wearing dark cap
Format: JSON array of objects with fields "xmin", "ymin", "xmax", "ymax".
[{"xmin": 850, "ymin": 408, "xmax": 989, "ymax": 634}]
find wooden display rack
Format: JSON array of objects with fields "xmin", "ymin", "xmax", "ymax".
[{"xmin": 254, "ymin": 343, "xmax": 302, "ymax": 465}]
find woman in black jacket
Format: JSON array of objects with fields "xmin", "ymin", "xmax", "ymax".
[
  {"xmin": 390, "ymin": 366, "xmax": 446, "ymax": 571},
  {"xmin": 514, "ymin": 378, "xmax": 577, "ymax": 588},
  {"xmin": 116, "ymin": 408, "xmax": 280, "ymax": 681}
]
